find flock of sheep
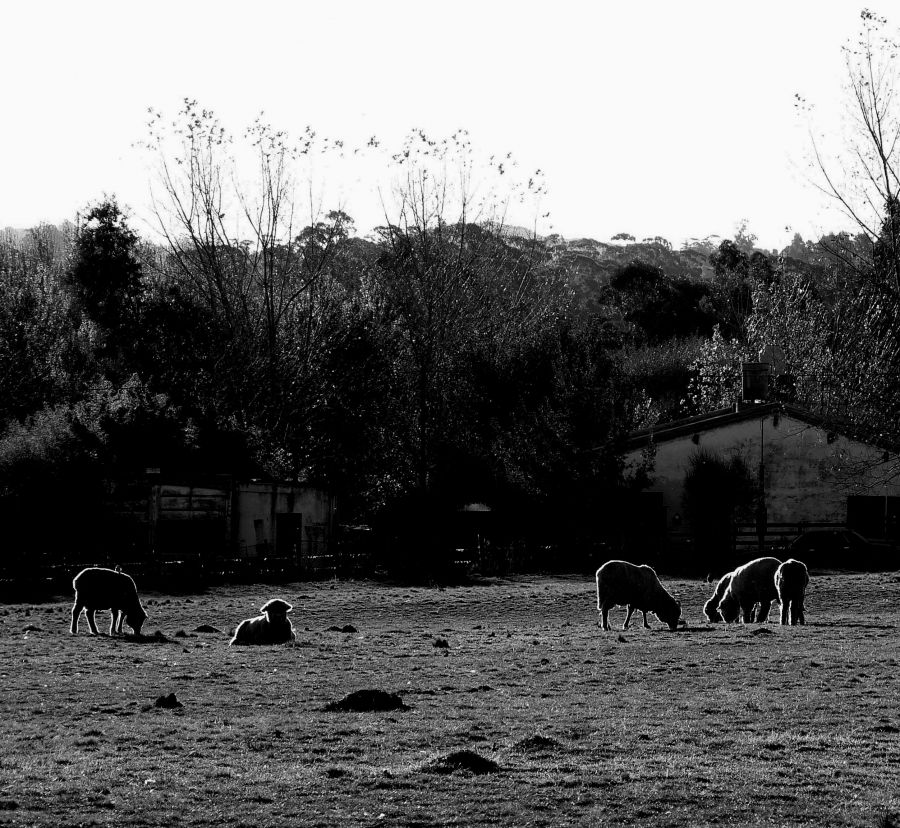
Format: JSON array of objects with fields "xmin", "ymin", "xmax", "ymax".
[
  {"xmin": 69, "ymin": 566, "xmax": 296, "ymax": 644},
  {"xmin": 68, "ymin": 557, "xmax": 809, "ymax": 645},
  {"xmin": 596, "ymin": 557, "xmax": 809, "ymax": 631}
]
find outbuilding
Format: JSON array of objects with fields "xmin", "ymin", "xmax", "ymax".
[{"xmin": 106, "ymin": 474, "xmax": 335, "ymax": 579}]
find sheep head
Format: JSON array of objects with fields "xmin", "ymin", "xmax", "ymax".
[
  {"xmin": 658, "ymin": 599, "xmax": 681, "ymax": 631},
  {"xmin": 126, "ymin": 606, "xmax": 147, "ymax": 636},
  {"xmin": 717, "ymin": 591, "xmax": 741, "ymax": 624},
  {"xmin": 260, "ymin": 598, "xmax": 293, "ymax": 619},
  {"xmin": 703, "ymin": 599, "xmax": 723, "ymax": 623}
]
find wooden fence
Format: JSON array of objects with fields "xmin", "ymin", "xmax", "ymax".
[
  {"xmin": 0, "ymin": 539, "xmax": 371, "ymax": 598},
  {"xmin": 732, "ymin": 521, "xmax": 844, "ymax": 558}
]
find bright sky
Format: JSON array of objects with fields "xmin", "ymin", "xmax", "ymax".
[{"xmin": 1, "ymin": 1, "xmax": 895, "ymax": 250}]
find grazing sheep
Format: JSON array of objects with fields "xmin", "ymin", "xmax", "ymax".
[
  {"xmin": 595, "ymin": 560, "xmax": 681, "ymax": 631},
  {"xmin": 703, "ymin": 571, "xmax": 734, "ymax": 623},
  {"xmin": 717, "ymin": 557, "xmax": 781, "ymax": 624},
  {"xmin": 71, "ymin": 567, "xmax": 147, "ymax": 636},
  {"xmin": 775, "ymin": 558, "xmax": 809, "ymax": 625},
  {"xmin": 229, "ymin": 598, "xmax": 295, "ymax": 645}
]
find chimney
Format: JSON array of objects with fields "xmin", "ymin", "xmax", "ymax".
[{"xmin": 741, "ymin": 362, "xmax": 770, "ymax": 404}]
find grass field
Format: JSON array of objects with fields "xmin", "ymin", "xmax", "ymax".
[{"xmin": 1, "ymin": 571, "xmax": 899, "ymax": 827}]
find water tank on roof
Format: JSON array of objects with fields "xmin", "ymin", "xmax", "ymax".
[{"xmin": 742, "ymin": 362, "xmax": 770, "ymax": 403}]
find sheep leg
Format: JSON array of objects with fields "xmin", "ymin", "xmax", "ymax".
[
  {"xmin": 109, "ymin": 609, "xmax": 120, "ymax": 635},
  {"xmin": 780, "ymin": 599, "xmax": 789, "ymax": 625},
  {"xmin": 756, "ymin": 600, "xmax": 771, "ymax": 623},
  {"xmin": 70, "ymin": 602, "xmax": 83, "ymax": 634},
  {"xmin": 641, "ymin": 610, "xmax": 651, "ymax": 629},
  {"xmin": 600, "ymin": 604, "xmax": 613, "ymax": 630},
  {"xmin": 85, "ymin": 609, "xmax": 99, "ymax": 635},
  {"xmin": 623, "ymin": 605, "xmax": 635, "ymax": 630},
  {"xmin": 741, "ymin": 603, "xmax": 754, "ymax": 624},
  {"xmin": 793, "ymin": 602, "xmax": 805, "ymax": 625}
]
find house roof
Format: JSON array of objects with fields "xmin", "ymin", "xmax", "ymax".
[{"xmin": 625, "ymin": 402, "xmax": 828, "ymax": 451}]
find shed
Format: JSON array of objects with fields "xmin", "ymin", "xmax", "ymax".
[{"xmin": 107, "ymin": 475, "xmax": 334, "ymax": 577}]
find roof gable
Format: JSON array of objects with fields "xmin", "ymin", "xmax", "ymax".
[{"xmin": 626, "ymin": 403, "xmax": 829, "ymax": 451}]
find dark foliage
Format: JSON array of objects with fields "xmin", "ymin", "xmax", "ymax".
[
  {"xmin": 10, "ymin": 156, "xmax": 900, "ymax": 577},
  {"xmin": 606, "ymin": 261, "xmax": 717, "ymax": 342},
  {"xmin": 66, "ymin": 200, "xmax": 144, "ymax": 377}
]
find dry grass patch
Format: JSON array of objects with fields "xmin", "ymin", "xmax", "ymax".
[{"xmin": 0, "ymin": 573, "xmax": 899, "ymax": 826}]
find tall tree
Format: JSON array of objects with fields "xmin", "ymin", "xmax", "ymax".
[
  {"xmin": 369, "ymin": 131, "xmax": 563, "ymax": 497},
  {"xmin": 67, "ymin": 198, "xmax": 143, "ymax": 333}
]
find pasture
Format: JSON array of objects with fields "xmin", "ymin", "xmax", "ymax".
[{"xmin": 1, "ymin": 572, "xmax": 899, "ymax": 827}]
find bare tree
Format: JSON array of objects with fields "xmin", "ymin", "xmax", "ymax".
[
  {"xmin": 142, "ymin": 101, "xmax": 352, "ymax": 475},
  {"xmin": 804, "ymin": 10, "xmax": 900, "ymax": 290},
  {"xmin": 770, "ymin": 10, "xmax": 900, "ymax": 461}
]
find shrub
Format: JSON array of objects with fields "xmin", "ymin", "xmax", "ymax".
[{"xmin": 682, "ymin": 449, "xmax": 758, "ymax": 572}]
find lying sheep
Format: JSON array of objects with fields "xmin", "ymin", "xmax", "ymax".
[
  {"xmin": 703, "ymin": 571, "xmax": 734, "ymax": 623},
  {"xmin": 71, "ymin": 566, "xmax": 147, "ymax": 636},
  {"xmin": 717, "ymin": 557, "xmax": 781, "ymax": 624},
  {"xmin": 595, "ymin": 560, "xmax": 681, "ymax": 631},
  {"xmin": 229, "ymin": 598, "xmax": 295, "ymax": 645},
  {"xmin": 775, "ymin": 558, "xmax": 809, "ymax": 625}
]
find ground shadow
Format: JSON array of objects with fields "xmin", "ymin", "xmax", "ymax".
[
  {"xmin": 114, "ymin": 632, "xmax": 178, "ymax": 645},
  {"xmin": 802, "ymin": 621, "xmax": 895, "ymax": 630}
]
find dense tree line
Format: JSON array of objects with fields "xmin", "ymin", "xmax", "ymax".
[
  {"xmin": 5, "ymin": 192, "xmax": 897, "ymax": 570},
  {"xmin": 0, "ymin": 116, "xmax": 638, "ymax": 567}
]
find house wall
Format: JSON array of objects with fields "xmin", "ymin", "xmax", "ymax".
[
  {"xmin": 625, "ymin": 412, "xmax": 900, "ymax": 532},
  {"xmin": 234, "ymin": 483, "xmax": 332, "ymax": 556}
]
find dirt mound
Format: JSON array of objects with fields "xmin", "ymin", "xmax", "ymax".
[
  {"xmin": 194, "ymin": 624, "xmax": 221, "ymax": 634},
  {"xmin": 424, "ymin": 749, "xmax": 499, "ymax": 775},
  {"xmin": 323, "ymin": 689, "xmax": 407, "ymax": 712},
  {"xmin": 875, "ymin": 812, "xmax": 900, "ymax": 828},
  {"xmin": 153, "ymin": 693, "xmax": 183, "ymax": 709},
  {"xmin": 511, "ymin": 734, "xmax": 563, "ymax": 753},
  {"xmin": 140, "ymin": 693, "xmax": 184, "ymax": 713},
  {"xmin": 326, "ymin": 624, "xmax": 358, "ymax": 633}
]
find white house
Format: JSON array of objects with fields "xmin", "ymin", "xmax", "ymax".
[{"xmin": 623, "ymin": 401, "xmax": 900, "ymax": 562}]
